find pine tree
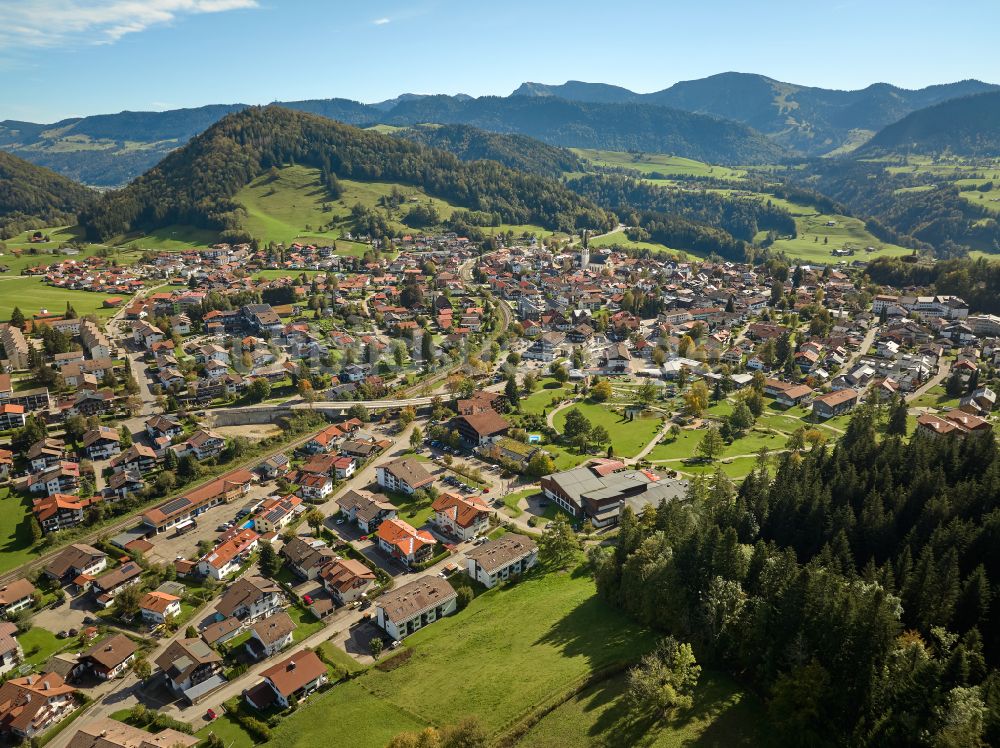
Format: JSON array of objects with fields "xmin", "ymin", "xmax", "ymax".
[{"xmin": 9, "ymin": 306, "xmax": 24, "ymax": 330}]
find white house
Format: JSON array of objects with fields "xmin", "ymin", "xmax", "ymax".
[
  {"xmin": 140, "ymin": 591, "xmax": 182, "ymax": 624},
  {"xmin": 465, "ymin": 533, "xmax": 539, "ymax": 589},
  {"xmin": 375, "ymin": 577, "xmax": 457, "ymax": 641}
]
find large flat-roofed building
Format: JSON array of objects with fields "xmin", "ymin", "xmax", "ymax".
[
  {"xmin": 540, "ymin": 459, "xmax": 686, "ymax": 527},
  {"xmin": 142, "ymin": 469, "xmax": 254, "ymax": 533}
]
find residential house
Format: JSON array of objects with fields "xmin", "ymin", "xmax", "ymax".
[
  {"xmin": 81, "ymin": 427, "xmax": 121, "ymax": 460},
  {"xmin": 319, "ymin": 558, "xmax": 376, "ymax": 605},
  {"xmin": 215, "ymin": 576, "xmax": 283, "ymax": 623},
  {"xmin": 812, "ymin": 389, "xmax": 859, "ymax": 419},
  {"xmin": 252, "ymin": 495, "xmax": 302, "ymax": 534},
  {"xmin": 66, "ymin": 717, "xmax": 198, "ymax": 748},
  {"xmin": 0, "ymin": 623, "xmax": 23, "ymax": 676},
  {"xmin": 375, "ymin": 577, "xmax": 457, "ymax": 641},
  {"xmin": 0, "ymin": 672, "xmax": 77, "ymax": 740},
  {"xmin": 376, "ymin": 518, "xmax": 436, "ymax": 567},
  {"xmin": 336, "ymin": 490, "xmax": 397, "ymax": 533},
  {"xmin": 280, "ymin": 538, "xmax": 336, "ymax": 581},
  {"xmin": 43, "ymin": 544, "xmax": 107, "ymax": 585},
  {"xmin": 376, "ymin": 458, "xmax": 434, "ymax": 495},
  {"xmin": 245, "ymin": 611, "xmax": 296, "ymax": 660},
  {"xmin": 76, "ymin": 634, "xmax": 137, "ymax": 680},
  {"xmin": 465, "ymin": 534, "xmax": 539, "ymax": 589},
  {"xmin": 431, "ymin": 493, "xmax": 490, "ymax": 541},
  {"xmin": 244, "ymin": 649, "xmax": 328, "ymax": 710},
  {"xmin": 0, "ymin": 580, "xmax": 36, "ymax": 615},
  {"xmin": 197, "ymin": 528, "xmax": 259, "ymax": 581},
  {"xmin": 451, "ymin": 411, "xmax": 510, "ymax": 447},
  {"xmin": 154, "ymin": 638, "xmax": 225, "ymax": 704},
  {"xmin": 140, "ymin": 592, "xmax": 182, "ymax": 625},
  {"xmin": 296, "ymin": 473, "xmax": 334, "ymax": 501},
  {"xmin": 32, "ymin": 494, "xmax": 95, "ymax": 534},
  {"xmin": 92, "ymin": 562, "xmax": 143, "ymax": 608}
]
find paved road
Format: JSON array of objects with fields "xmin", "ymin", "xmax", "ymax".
[{"xmin": 906, "ymin": 360, "xmax": 952, "ymax": 405}]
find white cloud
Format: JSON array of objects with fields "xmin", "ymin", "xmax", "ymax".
[
  {"xmin": 0, "ymin": 0, "xmax": 258, "ymax": 48},
  {"xmin": 372, "ymin": 17, "xmax": 391, "ymax": 25}
]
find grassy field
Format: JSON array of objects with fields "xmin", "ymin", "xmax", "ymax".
[
  {"xmin": 268, "ymin": 567, "xmax": 659, "ymax": 747},
  {"xmin": 521, "ymin": 379, "xmax": 572, "ymax": 416},
  {"xmin": 0, "ymin": 488, "xmax": 39, "ymax": 575},
  {"xmin": 236, "ymin": 165, "xmax": 465, "ymax": 245},
  {"xmin": 113, "ymin": 224, "xmax": 219, "ymax": 250},
  {"xmin": 573, "ymin": 149, "xmax": 746, "ymax": 181},
  {"xmin": 20, "ymin": 626, "xmax": 69, "ymax": 666},
  {"xmin": 521, "ymin": 669, "xmax": 768, "ymax": 748},
  {"xmin": 0, "ymin": 276, "xmax": 126, "ymax": 322},
  {"xmin": 553, "ymin": 402, "xmax": 663, "ymax": 459}
]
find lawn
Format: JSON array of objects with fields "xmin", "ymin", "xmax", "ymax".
[
  {"xmin": 0, "ymin": 276, "xmax": 128, "ymax": 322},
  {"xmin": 317, "ymin": 640, "xmax": 365, "ymax": 678},
  {"xmin": 268, "ymin": 567, "xmax": 658, "ymax": 747},
  {"xmin": 521, "ymin": 379, "xmax": 572, "ymax": 416},
  {"xmin": 195, "ymin": 711, "xmax": 257, "ymax": 748},
  {"xmin": 0, "ymin": 487, "xmax": 39, "ymax": 576},
  {"xmin": 679, "ymin": 455, "xmax": 764, "ymax": 480},
  {"xmin": 502, "ymin": 487, "xmax": 541, "ymax": 518},
  {"xmin": 553, "ymin": 402, "xmax": 662, "ymax": 459},
  {"xmin": 20, "ymin": 626, "xmax": 68, "ymax": 666},
  {"xmin": 521, "ymin": 669, "xmax": 769, "ymax": 748},
  {"xmin": 385, "ymin": 489, "xmax": 436, "ymax": 528},
  {"xmin": 287, "ymin": 603, "xmax": 325, "ymax": 641},
  {"xmin": 909, "ymin": 385, "xmax": 960, "ymax": 411}
]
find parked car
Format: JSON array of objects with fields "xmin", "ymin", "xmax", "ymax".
[{"xmin": 303, "ymin": 595, "xmax": 313, "ymax": 605}]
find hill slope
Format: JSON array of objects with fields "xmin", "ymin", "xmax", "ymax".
[
  {"xmin": 77, "ymin": 106, "xmax": 615, "ymax": 242},
  {"xmin": 856, "ymin": 91, "xmax": 1000, "ymax": 157},
  {"xmin": 393, "ymin": 124, "xmax": 585, "ymax": 177},
  {"xmin": 0, "ymin": 104, "xmax": 247, "ymax": 186},
  {"xmin": 0, "ymin": 151, "xmax": 94, "ymax": 237}
]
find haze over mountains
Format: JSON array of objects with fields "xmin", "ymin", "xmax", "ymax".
[{"xmin": 1, "ymin": 72, "xmax": 997, "ymax": 187}]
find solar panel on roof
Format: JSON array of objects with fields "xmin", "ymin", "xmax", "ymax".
[{"xmin": 159, "ymin": 497, "xmax": 192, "ymax": 516}]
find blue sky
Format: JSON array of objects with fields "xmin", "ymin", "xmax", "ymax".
[{"xmin": 2, "ymin": 0, "xmax": 999, "ymax": 122}]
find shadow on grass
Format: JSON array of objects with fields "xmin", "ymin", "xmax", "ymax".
[
  {"xmin": 531, "ymin": 594, "xmax": 648, "ymax": 671},
  {"xmin": 585, "ymin": 671, "xmax": 771, "ymax": 748}
]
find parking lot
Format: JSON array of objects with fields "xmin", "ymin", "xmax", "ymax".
[{"xmin": 143, "ymin": 481, "xmax": 278, "ymax": 565}]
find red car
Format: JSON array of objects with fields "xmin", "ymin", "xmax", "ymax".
[
  {"xmin": 303, "ymin": 595, "xmax": 313, "ymax": 605},
  {"xmin": 205, "ymin": 709, "xmax": 217, "ymax": 721}
]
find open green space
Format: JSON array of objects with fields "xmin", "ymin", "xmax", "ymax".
[
  {"xmin": 385, "ymin": 488, "xmax": 436, "ymax": 528},
  {"xmin": 236, "ymin": 165, "xmax": 462, "ymax": 246},
  {"xmin": 287, "ymin": 603, "xmax": 325, "ymax": 641},
  {"xmin": 574, "ymin": 149, "xmax": 746, "ymax": 181},
  {"xmin": 317, "ymin": 641, "xmax": 364, "ymax": 678},
  {"xmin": 909, "ymin": 385, "xmax": 961, "ymax": 411},
  {"xmin": 521, "ymin": 379, "xmax": 572, "ymax": 415},
  {"xmin": 114, "ymin": 224, "xmax": 219, "ymax": 250},
  {"xmin": 0, "ymin": 276, "xmax": 128, "ymax": 322},
  {"xmin": 0, "ymin": 488, "xmax": 39, "ymax": 576},
  {"xmin": 268, "ymin": 567, "xmax": 659, "ymax": 747},
  {"xmin": 679, "ymin": 455, "xmax": 765, "ymax": 480},
  {"xmin": 195, "ymin": 711, "xmax": 257, "ymax": 747},
  {"xmin": 552, "ymin": 402, "xmax": 662, "ymax": 459},
  {"xmin": 521, "ymin": 668, "xmax": 768, "ymax": 748}
]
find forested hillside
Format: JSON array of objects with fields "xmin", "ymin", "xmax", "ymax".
[
  {"xmin": 0, "ymin": 151, "xmax": 94, "ymax": 238},
  {"xmin": 867, "ymin": 255, "xmax": 1000, "ymax": 314},
  {"xmin": 591, "ymin": 408, "xmax": 1000, "ymax": 746},
  {"xmin": 77, "ymin": 106, "xmax": 615, "ymax": 242},
  {"xmin": 858, "ymin": 91, "xmax": 1000, "ymax": 157},
  {"xmin": 789, "ymin": 160, "xmax": 1000, "ymax": 256},
  {"xmin": 395, "ymin": 124, "xmax": 585, "ymax": 178},
  {"xmin": 380, "ymin": 95, "xmax": 785, "ymax": 164}
]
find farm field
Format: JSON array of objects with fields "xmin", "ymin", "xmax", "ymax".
[
  {"xmin": 552, "ymin": 401, "xmax": 663, "ymax": 459},
  {"xmin": 0, "ymin": 276, "xmax": 126, "ymax": 321},
  {"xmin": 573, "ymin": 149, "xmax": 746, "ymax": 181},
  {"xmin": 521, "ymin": 668, "xmax": 768, "ymax": 748},
  {"xmin": 268, "ymin": 567, "xmax": 659, "ymax": 747},
  {"xmin": 588, "ymin": 231, "xmax": 687, "ymax": 256},
  {"xmin": 113, "ymin": 224, "xmax": 219, "ymax": 250}
]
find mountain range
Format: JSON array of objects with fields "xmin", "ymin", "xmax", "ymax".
[
  {"xmin": 2, "ymin": 72, "xmax": 998, "ymax": 187},
  {"xmin": 511, "ymin": 73, "xmax": 999, "ymax": 154}
]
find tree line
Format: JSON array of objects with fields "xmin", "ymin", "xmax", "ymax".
[{"xmin": 590, "ymin": 405, "xmax": 1000, "ymax": 745}]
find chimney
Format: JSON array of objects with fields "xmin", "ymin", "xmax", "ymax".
[{"xmin": 287, "ymin": 661, "xmax": 295, "ymax": 671}]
